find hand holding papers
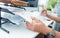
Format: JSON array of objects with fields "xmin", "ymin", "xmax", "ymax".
[{"xmin": 14, "ymin": 11, "xmax": 52, "ymax": 26}]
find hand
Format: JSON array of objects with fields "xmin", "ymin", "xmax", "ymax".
[
  {"xmin": 41, "ymin": 9, "xmax": 48, "ymax": 16},
  {"xmin": 26, "ymin": 17, "xmax": 52, "ymax": 35}
]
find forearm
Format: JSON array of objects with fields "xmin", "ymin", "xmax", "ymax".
[
  {"xmin": 0, "ymin": 0, "xmax": 10, "ymax": 5},
  {"xmin": 55, "ymin": 31, "xmax": 60, "ymax": 38},
  {"xmin": 42, "ymin": 26, "xmax": 60, "ymax": 38},
  {"xmin": 0, "ymin": 0, "xmax": 8, "ymax": 3},
  {"xmin": 47, "ymin": 14, "xmax": 60, "ymax": 23},
  {"xmin": 43, "ymin": 27, "xmax": 60, "ymax": 38}
]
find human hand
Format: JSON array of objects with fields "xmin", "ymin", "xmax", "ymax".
[
  {"xmin": 41, "ymin": 9, "xmax": 48, "ymax": 17},
  {"xmin": 26, "ymin": 17, "xmax": 52, "ymax": 35}
]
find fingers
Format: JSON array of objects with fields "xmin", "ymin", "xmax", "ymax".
[
  {"xmin": 31, "ymin": 16, "xmax": 40, "ymax": 22},
  {"xmin": 26, "ymin": 21, "xmax": 35, "ymax": 31},
  {"xmin": 26, "ymin": 21, "xmax": 31, "ymax": 27},
  {"xmin": 41, "ymin": 9, "xmax": 48, "ymax": 16},
  {"xmin": 41, "ymin": 9, "xmax": 47, "ymax": 16},
  {"xmin": 41, "ymin": 9, "xmax": 47, "ymax": 13},
  {"xmin": 31, "ymin": 16, "xmax": 43, "ymax": 23}
]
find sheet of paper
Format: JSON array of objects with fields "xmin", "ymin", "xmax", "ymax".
[{"xmin": 14, "ymin": 11, "xmax": 52, "ymax": 26}]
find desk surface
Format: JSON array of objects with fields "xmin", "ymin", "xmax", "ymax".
[{"xmin": 0, "ymin": 5, "xmax": 58, "ymax": 38}]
